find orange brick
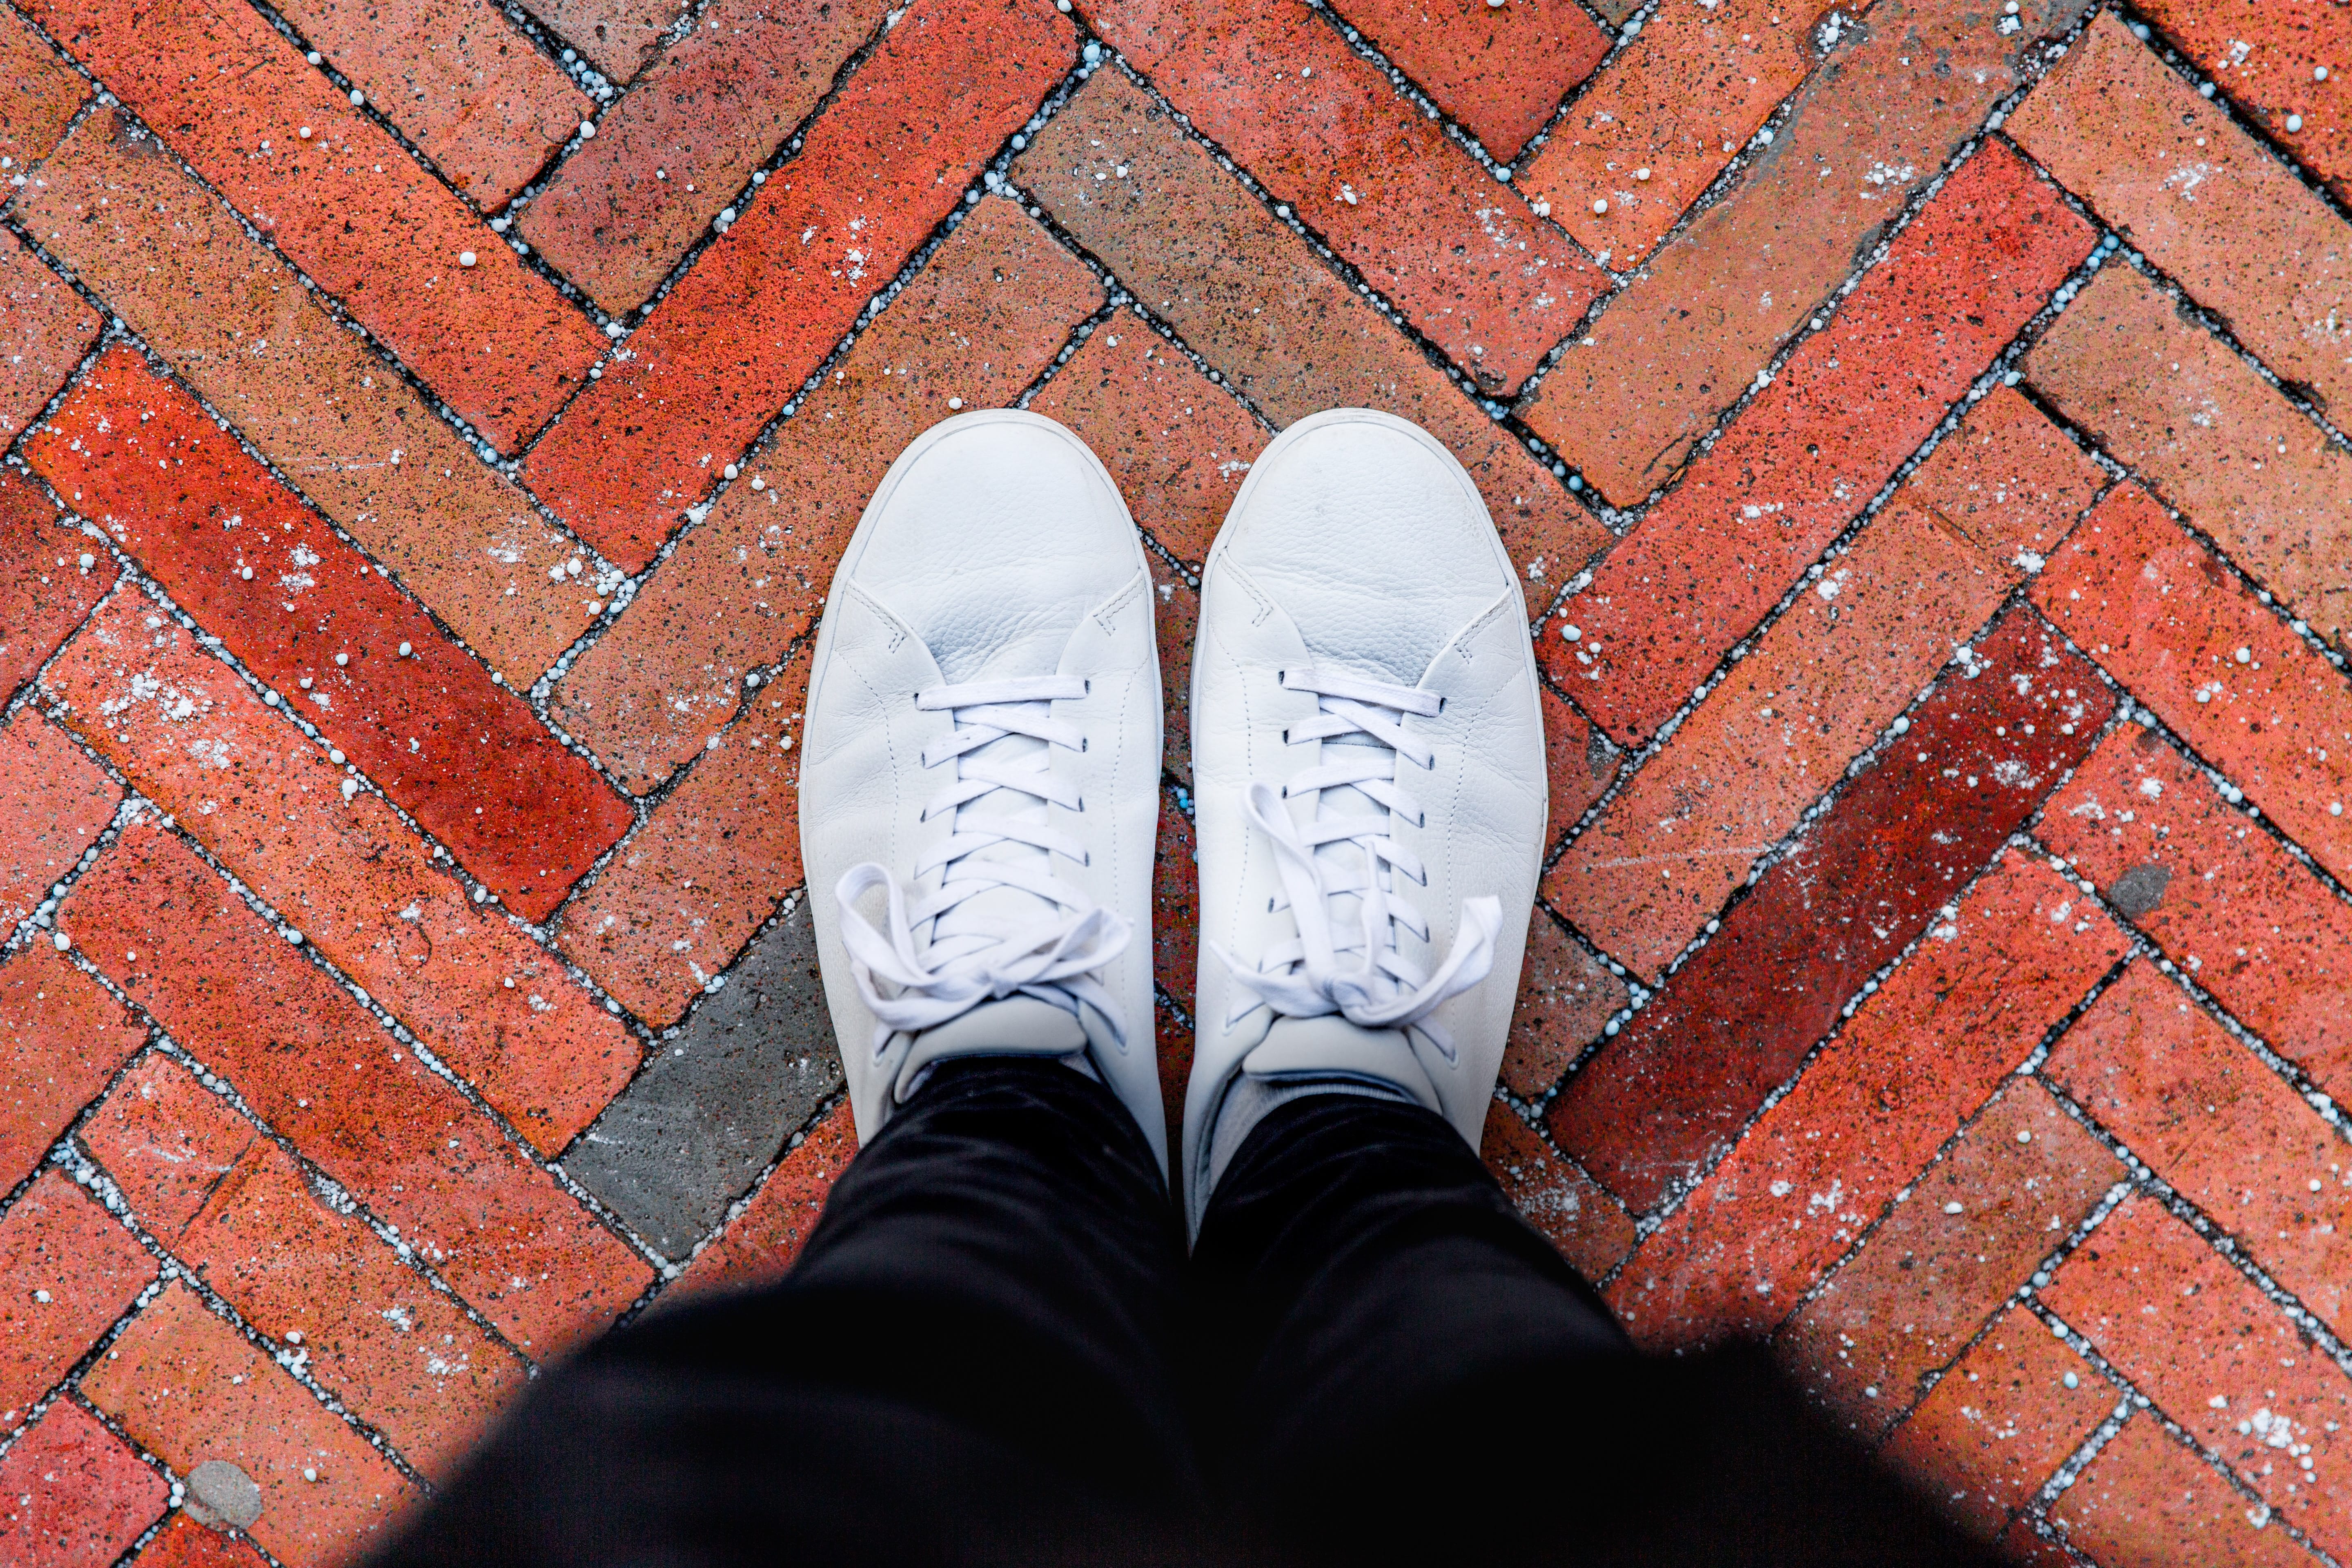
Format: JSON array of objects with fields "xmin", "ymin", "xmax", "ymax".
[
  {"xmin": 0, "ymin": 713, "xmax": 116, "ymax": 940},
  {"xmin": 1480, "ymin": 1101, "xmax": 1636, "ymax": 1282},
  {"xmin": 1609, "ymin": 853, "xmax": 2127, "ymax": 1348},
  {"xmin": 2136, "ymin": 0, "xmax": 2352, "ymax": 201},
  {"xmin": 1495, "ymin": 905, "xmax": 1626, "ymax": 1099},
  {"xmin": 0, "ymin": 231, "xmax": 98, "ymax": 442},
  {"xmin": 2046, "ymin": 963, "xmax": 2352, "ymax": 1336},
  {"xmin": 548, "ymin": 200, "xmax": 1101, "ymax": 792},
  {"xmin": 523, "ymin": 0, "xmax": 1076, "ymax": 569},
  {"xmin": 2044, "ymin": 1196, "xmax": 2352, "ymax": 1557},
  {"xmin": 2013, "ymin": 13, "xmax": 2352, "ymax": 418},
  {"xmin": 27, "ymin": 0, "xmax": 601, "ymax": 450},
  {"xmin": 1538, "ymin": 682, "xmax": 1619, "ymax": 856},
  {"xmin": 0, "ymin": 470, "xmax": 115, "ymax": 703},
  {"xmin": 528, "ymin": 0, "xmax": 670, "ymax": 82},
  {"xmin": 1150, "ymin": 559, "xmax": 1199, "ymax": 786},
  {"xmin": 2028, "ymin": 263, "xmax": 2352, "ymax": 651},
  {"xmin": 81, "ymin": 1283, "xmax": 412, "ymax": 1568},
  {"xmin": 60, "ymin": 822, "xmax": 655, "ymax": 1356},
  {"xmin": 2052, "ymin": 1412, "xmax": 2325, "ymax": 1568},
  {"xmin": 82, "ymin": 1056, "xmax": 262, "ymax": 1241},
  {"xmin": 520, "ymin": 0, "xmax": 893, "ymax": 312},
  {"xmin": 11, "ymin": 116, "xmax": 585, "ymax": 683},
  {"xmin": 0, "ymin": 1399, "xmax": 167, "ymax": 1565},
  {"xmin": 2039, "ymin": 725, "xmax": 2352, "ymax": 1105},
  {"xmin": 131, "ymin": 1514, "xmax": 272, "ymax": 1568},
  {"xmin": 675, "ymin": 1103, "xmax": 855, "ymax": 1297},
  {"xmin": 45, "ymin": 593, "xmax": 636, "ymax": 1149},
  {"xmin": 0, "ymin": 949, "xmax": 143, "ymax": 1196},
  {"xmin": 0, "ymin": 3, "xmax": 87, "ymax": 169},
  {"xmin": 2032, "ymin": 483, "xmax": 2352, "ymax": 889},
  {"xmin": 1332, "ymin": 0, "xmax": 1606, "ymax": 162},
  {"xmin": 0, "ymin": 1171, "xmax": 156, "ymax": 1429},
  {"xmin": 1900, "ymin": 385, "xmax": 2109, "ymax": 568}
]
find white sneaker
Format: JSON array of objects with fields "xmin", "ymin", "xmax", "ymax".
[
  {"xmin": 1183, "ymin": 409, "xmax": 1548, "ymax": 1230},
  {"xmin": 801, "ymin": 411, "xmax": 1167, "ymax": 1168}
]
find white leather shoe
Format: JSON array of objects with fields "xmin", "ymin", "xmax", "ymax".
[
  {"xmin": 800, "ymin": 411, "xmax": 1167, "ymax": 1169},
  {"xmin": 1183, "ymin": 409, "xmax": 1548, "ymax": 1231}
]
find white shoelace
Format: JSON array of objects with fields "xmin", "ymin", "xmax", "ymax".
[
  {"xmin": 1212, "ymin": 667, "xmax": 1500, "ymax": 1060},
  {"xmin": 835, "ymin": 676, "xmax": 1130, "ymax": 1058}
]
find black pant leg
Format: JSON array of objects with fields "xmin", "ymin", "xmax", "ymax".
[{"xmin": 1191, "ymin": 1094, "xmax": 2004, "ymax": 1568}]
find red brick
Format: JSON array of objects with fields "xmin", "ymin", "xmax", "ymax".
[
  {"xmin": 0, "ymin": 4, "xmax": 86, "ymax": 170},
  {"xmin": 11, "ymin": 118, "xmax": 588, "ymax": 682},
  {"xmin": 1899, "ymin": 385, "xmax": 2110, "ymax": 568},
  {"xmin": 1495, "ymin": 905, "xmax": 1626, "ymax": 1099},
  {"xmin": 527, "ymin": 0, "xmax": 670, "ymax": 82},
  {"xmin": 0, "ymin": 949, "xmax": 143, "ymax": 1196},
  {"xmin": 0, "ymin": 714, "xmax": 116, "ymax": 939},
  {"xmin": 520, "ymin": 0, "xmax": 893, "ymax": 312},
  {"xmin": 1522, "ymin": 0, "xmax": 1848, "ymax": 269},
  {"xmin": 675, "ymin": 1102, "xmax": 855, "ymax": 1297},
  {"xmin": 2039, "ymin": 725, "xmax": 2352, "ymax": 1105},
  {"xmin": 2012, "ymin": 13, "xmax": 2352, "ymax": 421},
  {"xmin": 2032, "ymin": 483, "xmax": 2352, "ymax": 889},
  {"xmin": 2136, "ymin": 0, "xmax": 2352, "ymax": 202},
  {"xmin": 60, "ymin": 822, "xmax": 655, "ymax": 1355},
  {"xmin": 270, "ymin": 0, "xmax": 592, "ymax": 208},
  {"xmin": 1015, "ymin": 68, "xmax": 1606, "ymax": 587},
  {"xmin": 0, "ymin": 470, "xmax": 115, "ymax": 703},
  {"xmin": 548, "ymin": 200, "xmax": 1101, "ymax": 790},
  {"xmin": 45, "ymin": 593, "xmax": 635, "ymax": 1147},
  {"xmin": 1542, "ymin": 144, "xmax": 2096, "ymax": 743},
  {"xmin": 2027, "ymin": 264, "xmax": 2352, "ymax": 651},
  {"xmin": 1550, "ymin": 501, "xmax": 2015, "ymax": 977},
  {"xmin": 80, "ymin": 1283, "xmax": 412, "ymax": 1568},
  {"xmin": 1480, "ymin": 1101, "xmax": 1636, "ymax": 1282},
  {"xmin": 0, "ymin": 232, "xmax": 98, "ymax": 442},
  {"xmin": 0, "ymin": 1399, "xmax": 167, "ymax": 1566},
  {"xmin": 1781, "ymin": 1082, "xmax": 2122, "ymax": 1437},
  {"xmin": 27, "ymin": 0, "xmax": 601, "ymax": 451},
  {"xmin": 1087, "ymin": 0, "xmax": 1596, "ymax": 393},
  {"xmin": 1996, "ymin": 1517, "xmax": 2083, "ymax": 1568},
  {"xmin": 2052, "ymin": 1413, "xmax": 2324, "ymax": 1568},
  {"xmin": 559, "ymin": 649, "xmax": 806, "ymax": 1027},
  {"xmin": 523, "ymin": 0, "xmax": 1076, "ymax": 569},
  {"xmin": 1524, "ymin": 0, "xmax": 2087, "ymax": 505},
  {"xmin": 1878, "ymin": 1304, "xmax": 2108, "ymax": 1539},
  {"xmin": 0, "ymin": 1172, "xmax": 156, "ymax": 1429},
  {"xmin": 2046, "ymin": 963, "xmax": 2352, "ymax": 1337},
  {"xmin": 1608, "ymin": 853, "xmax": 2128, "ymax": 1349},
  {"xmin": 2042, "ymin": 1196, "xmax": 2352, "ymax": 1559},
  {"xmin": 82, "ymin": 1056, "xmax": 261, "ymax": 1242},
  {"xmin": 1539, "ymin": 682, "xmax": 1617, "ymax": 854},
  {"xmin": 1150, "ymin": 560, "xmax": 1199, "ymax": 786},
  {"xmin": 131, "ymin": 1514, "xmax": 272, "ymax": 1568},
  {"xmin": 1331, "ymin": 0, "xmax": 1606, "ymax": 162}
]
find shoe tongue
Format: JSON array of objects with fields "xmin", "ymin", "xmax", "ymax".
[{"xmin": 932, "ymin": 714, "xmax": 1059, "ymax": 943}]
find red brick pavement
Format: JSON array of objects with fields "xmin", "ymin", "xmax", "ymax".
[{"xmin": 0, "ymin": 1, "xmax": 2348, "ymax": 1560}]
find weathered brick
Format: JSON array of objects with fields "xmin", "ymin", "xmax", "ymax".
[
  {"xmin": 2052, "ymin": 1412, "xmax": 2324, "ymax": 1568},
  {"xmin": 548, "ymin": 200, "xmax": 1100, "ymax": 790},
  {"xmin": 268, "ymin": 0, "xmax": 593, "ymax": 208},
  {"xmin": 0, "ymin": 1399, "xmax": 167, "ymax": 1566},
  {"xmin": 131, "ymin": 1513, "xmax": 272, "ymax": 1568},
  {"xmin": 559, "ymin": 648, "xmax": 805, "ymax": 1027},
  {"xmin": 1877, "ymin": 1303, "xmax": 2108, "ymax": 1539},
  {"xmin": 2046, "ymin": 963, "xmax": 2352, "ymax": 1336},
  {"xmin": 1480, "ymin": 1101, "xmax": 1635, "ymax": 1282},
  {"xmin": 82, "ymin": 1057, "xmax": 267, "ymax": 1244},
  {"xmin": 1782, "ymin": 1082, "xmax": 2122, "ymax": 1438},
  {"xmin": 1994, "ymin": 1517, "xmax": 2081, "ymax": 1568},
  {"xmin": 0, "ymin": 1171, "xmax": 156, "ymax": 1429},
  {"xmin": 1331, "ymin": 0, "xmax": 1606, "ymax": 162},
  {"xmin": 30, "ymin": 357, "xmax": 635, "ymax": 925},
  {"xmin": 1539, "ymin": 682, "xmax": 1617, "ymax": 853},
  {"xmin": 1150, "ymin": 560, "xmax": 1199, "ymax": 785},
  {"xmin": 0, "ymin": 949, "xmax": 142, "ymax": 1196},
  {"xmin": 1550, "ymin": 501, "xmax": 2015, "ymax": 978},
  {"xmin": 1522, "ymin": 0, "xmax": 1847, "ymax": 269},
  {"xmin": 2136, "ymin": 0, "xmax": 2352, "ymax": 202},
  {"xmin": 1548, "ymin": 610, "xmax": 2111, "ymax": 1210},
  {"xmin": 2012, "ymin": 13, "xmax": 2352, "ymax": 421},
  {"xmin": 11, "ymin": 126, "xmax": 584, "ymax": 683},
  {"xmin": 1016, "ymin": 69, "xmax": 1606, "ymax": 588},
  {"xmin": 1899, "ymin": 385, "xmax": 2109, "ymax": 568},
  {"xmin": 526, "ymin": 0, "xmax": 670, "ymax": 82},
  {"xmin": 1087, "ymin": 0, "xmax": 1597, "ymax": 392},
  {"xmin": 0, "ymin": 714, "xmax": 116, "ymax": 939},
  {"xmin": 60, "ymin": 822, "xmax": 655, "ymax": 1356},
  {"xmin": 81, "ymin": 1283, "xmax": 412, "ymax": 1568},
  {"xmin": 523, "ymin": 0, "xmax": 1076, "ymax": 568},
  {"xmin": 1540, "ymin": 144, "xmax": 2096, "ymax": 742},
  {"xmin": 2042, "ymin": 1196, "xmax": 2352, "ymax": 1559},
  {"xmin": 0, "ymin": 470, "xmax": 115, "ymax": 702},
  {"xmin": 0, "ymin": 232, "xmax": 98, "ymax": 442},
  {"xmin": 674, "ymin": 1102, "xmax": 855, "ymax": 1298},
  {"xmin": 1495, "ymin": 905, "xmax": 1626, "ymax": 1099},
  {"xmin": 2027, "ymin": 263, "xmax": 2352, "ymax": 651},
  {"xmin": 1524, "ymin": 0, "xmax": 2090, "ymax": 504},
  {"xmin": 2039, "ymin": 725, "xmax": 2352, "ymax": 1106},
  {"xmin": 0, "ymin": 4, "xmax": 86, "ymax": 170},
  {"xmin": 520, "ymin": 0, "xmax": 893, "ymax": 312},
  {"xmin": 46, "ymin": 594, "xmax": 635, "ymax": 1145},
  {"xmin": 1608, "ymin": 853, "xmax": 2127, "ymax": 1348},
  {"xmin": 2032, "ymin": 483, "xmax": 2352, "ymax": 889}
]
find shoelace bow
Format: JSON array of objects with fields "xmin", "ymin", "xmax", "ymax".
[
  {"xmin": 1212, "ymin": 667, "xmax": 1499, "ymax": 1061},
  {"xmin": 835, "ymin": 675, "xmax": 1130, "ymax": 1058}
]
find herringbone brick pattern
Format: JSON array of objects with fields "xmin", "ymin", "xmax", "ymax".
[{"xmin": 0, "ymin": 0, "xmax": 2345, "ymax": 1559}]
